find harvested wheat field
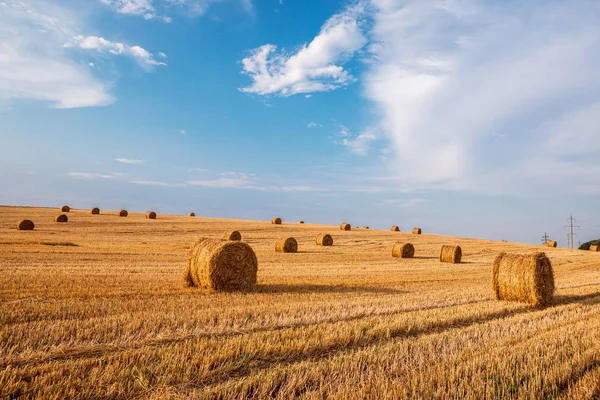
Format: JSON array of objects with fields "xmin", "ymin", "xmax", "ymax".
[{"xmin": 1, "ymin": 205, "xmax": 600, "ymax": 399}]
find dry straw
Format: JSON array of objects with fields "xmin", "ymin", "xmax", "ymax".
[
  {"xmin": 392, "ymin": 242, "xmax": 414, "ymax": 258},
  {"xmin": 16, "ymin": 220, "xmax": 34, "ymax": 231},
  {"xmin": 223, "ymin": 231, "xmax": 242, "ymax": 241},
  {"xmin": 412, "ymin": 227, "xmax": 422, "ymax": 234},
  {"xmin": 492, "ymin": 252, "xmax": 554, "ymax": 306},
  {"xmin": 184, "ymin": 238, "xmax": 258, "ymax": 291},
  {"xmin": 298, "ymin": 220, "xmax": 305, "ymax": 224},
  {"xmin": 546, "ymin": 240, "xmax": 557, "ymax": 248},
  {"xmin": 440, "ymin": 245, "xmax": 462, "ymax": 263},
  {"xmin": 590, "ymin": 245, "xmax": 599, "ymax": 252},
  {"xmin": 54, "ymin": 214, "xmax": 68, "ymax": 223},
  {"xmin": 316, "ymin": 233, "xmax": 333, "ymax": 246},
  {"xmin": 118, "ymin": 210, "xmax": 128, "ymax": 217},
  {"xmin": 61, "ymin": 205, "xmax": 70, "ymax": 212},
  {"xmin": 271, "ymin": 217, "xmax": 282, "ymax": 225},
  {"xmin": 146, "ymin": 211, "xmax": 157, "ymax": 219},
  {"xmin": 391, "ymin": 226, "xmax": 400, "ymax": 232},
  {"xmin": 275, "ymin": 237, "xmax": 298, "ymax": 253},
  {"xmin": 340, "ymin": 222, "xmax": 351, "ymax": 231},
  {"xmin": 90, "ymin": 207, "xmax": 100, "ymax": 215}
]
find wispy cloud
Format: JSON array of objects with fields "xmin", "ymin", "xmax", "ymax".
[
  {"xmin": 382, "ymin": 198, "xmax": 429, "ymax": 208},
  {"xmin": 68, "ymin": 172, "xmax": 121, "ymax": 180},
  {"xmin": 307, "ymin": 122, "xmax": 322, "ymax": 128},
  {"xmin": 187, "ymin": 167, "xmax": 209, "ymax": 173},
  {"xmin": 187, "ymin": 171, "xmax": 317, "ymax": 192},
  {"xmin": 65, "ymin": 36, "xmax": 166, "ymax": 68},
  {"xmin": 130, "ymin": 179, "xmax": 181, "ymax": 187},
  {"xmin": 340, "ymin": 132, "xmax": 376, "ymax": 155},
  {"xmin": 239, "ymin": 2, "xmax": 368, "ymax": 96},
  {"xmin": 114, "ymin": 158, "xmax": 145, "ymax": 165}
]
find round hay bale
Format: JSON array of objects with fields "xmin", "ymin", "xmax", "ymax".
[
  {"xmin": 184, "ymin": 238, "xmax": 258, "ymax": 291},
  {"xmin": 391, "ymin": 226, "xmax": 400, "ymax": 232},
  {"xmin": 90, "ymin": 207, "xmax": 100, "ymax": 215},
  {"xmin": 590, "ymin": 245, "xmax": 599, "ymax": 252},
  {"xmin": 363, "ymin": 226, "xmax": 370, "ymax": 229},
  {"xmin": 223, "ymin": 231, "xmax": 242, "ymax": 241},
  {"xmin": 118, "ymin": 209, "xmax": 128, "ymax": 217},
  {"xmin": 61, "ymin": 205, "xmax": 70, "ymax": 212},
  {"xmin": 340, "ymin": 223, "xmax": 351, "ymax": 231},
  {"xmin": 146, "ymin": 211, "xmax": 157, "ymax": 219},
  {"xmin": 298, "ymin": 220, "xmax": 305, "ymax": 224},
  {"xmin": 440, "ymin": 245, "xmax": 462, "ymax": 263},
  {"xmin": 275, "ymin": 237, "xmax": 297, "ymax": 253},
  {"xmin": 271, "ymin": 217, "xmax": 282, "ymax": 225},
  {"xmin": 316, "ymin": 233, "xmax": 333, "ymax": 246},
  {"xmin": 54, "ymin": 214, "xmax": 68, "ymax": 223},
  {"xmin": 16, "ymin": 220, "xmax": 34, "ymax": 231},
  {"xmin": 546, "ymin": 240, "xmax": 557, "ymax": 248},
  {"xmin": 189, "ymin": 212, "xmax": 196, "ymax": 217},
  {"xmin": 492, "ymin": 252, "xmax": 554, "ymax": 306},
  {"xmin": 412, "ymin": 227, "xmax": 422, "ymax": 235},
  {"xmin": 392, "ymin": 242, "xmax": 414, "ymax": 258}
]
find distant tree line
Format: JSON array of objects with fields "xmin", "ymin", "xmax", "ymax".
[{"xmin": 579, "ymin": 239, "xmax": 600, "ymax": 250}]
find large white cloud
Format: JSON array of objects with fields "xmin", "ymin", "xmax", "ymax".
[
  {"xmin": 66, "ymin": 35, "xmax": 166, "ymax": 68},
  {"xmin": 239, "ymin": 2, "xmax": 368, "ymax": 96}
]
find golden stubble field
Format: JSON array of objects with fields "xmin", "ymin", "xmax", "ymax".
[{"xmin": 1, "ymin": 205, "xmax": 600, "ymax": 399}]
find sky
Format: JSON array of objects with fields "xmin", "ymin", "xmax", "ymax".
[{"xmin": 1, "ymin": 0, "xmax": 599, "ymax": 246}]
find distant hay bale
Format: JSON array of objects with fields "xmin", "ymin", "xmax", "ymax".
[
  {"xmin": 16, "ymin": 220, "xmax": 34, "ymax": 231},
  {"xmin": 223, "ymin": 231, "xmax": 242, "ymax": 241},
  {"xmin": 412, "ymin": 227, "xmax": 422, "ymax": 235},
  {"xmin": 590, "ymin": 245, "xmax": 599, "ymax": 252},
  {"xmin": 391, "ymin": 226, "xmax": 400, "ymax": 232},
  {"xmin": 298, "ymin": 220, "xmax": 305, "ymax": 224},
  {"xmin": 189, "ymin": 213, "xmax": 195, "ymax": 217},
  {"xmin": 118, "ymin": 209, "xmax": 128, "ymax": 217},
  {"xmin": 271, "ymin": 217, "xmax": 282, "ymax": 225},
  {"xmin": 184, "ymin": 238, "xmax": 258, "ymax": 291},
  {"xmin": 492, "ymin": 252, "xmax": 554, "ymax": 306},
  {"xmin": 54, "ymin": 214, "xmax": 68, "ymax": 223},
  {"xmin": 502, "ymin": 240, "xmax": 508, "ymax": 242},
  {"xmin": 363, "ymin": 226, "xmax": 370, "ymax": 229},
  {"xmin": 340, "ymin": 223, "xmax": 351, "ymax": 231},
  {"xmin": 316, "ymin": 233, "xmax": 333, "ymax": 246},
  {"xmin": 146, "ymin": 211, "xmax": 157, "ymax": 219},
  {"xmin": 90, "ymin": 207, "xmax": 100, "ymax": 215},
  {"xmin": 392, "ymin": 242, "xmax": 414, "ymax": 258},
  {"xmin": 440, "ymin": 245, "xmax": 462, "ymax": 264},
  {"xmin": 275, "ymin": 237, "xmax": 298, "ymax": 253},
  {"xmin": 546, "ymin": 240, "xmax": 557, "ymax": 248},
  {"xmin": 61, "ymin": 205, "xmax": 70, "ymax": 212}
]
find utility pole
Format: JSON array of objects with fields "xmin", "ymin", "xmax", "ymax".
[
  {"xmin": 564, "ymin": 213, "xmax": 580, "ymax": 249},
  {"xmin": 541, "ymin": 232, "xmax": 549, "ymax": 245}
]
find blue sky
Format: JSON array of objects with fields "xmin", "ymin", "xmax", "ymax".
[{"xmin": 1, "ymin": 0, "xmax": 600, "ymax": 246}]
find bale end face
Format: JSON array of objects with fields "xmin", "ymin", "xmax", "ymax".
[
  {"xmin": 412, "ymin": 227, "xmax": 422, "ymax": 235},
  {"xmin": 440, "ymin": 245, "xmax": 462, "ymax": 263},
  {"xmin": 392, "ymin": 242, "xmax": 414, "ymax": 258},
  {"xmin": 590, "ymin": 245, "xmax": 599, "ymax": 252},
  {"xmin": 185, "ymin": 238, "xmax": 258, "ymax": 291},
  {"xmin": 61, "ymin": 205, "xmax": 70, "ymax": 212},
  {"xmin": 54, "ymin": 214, "xmax": 68, "ymax": 223},
  {"xmin": 271, "ymin": 217, "xmax": 282, "ymax": 225},
  {"xmin": 90, "ymin": 207, "xmax": 100, "ymax": 215},
  {"xmin": 189, "ymin": 213, "xmax": 196, "ymax": 217},
  {"xmin": 118, "ymin": 210, "xmax": 128, "ymax": 217},
  {"xmin": 316, "ymin": 233, "xmax": 333, "ymax": 246},
  {"xmin": 546, "ymin": 240, "xmax": 557, "ymax": 248},
  {"xmin": 340, "ymin": 223, "xmax": 351, "ymax": 231},
  {"xmin": 391, "ymin": 226, "xmax": 400, "ymax": 232},
  {"xmin": 16, "ymin": 220, "xmax": 35, "ymax": 231},
  {"xmin": 275, "ymin": 237, "xmax": 298, "ymax": 253},
  {"xmin": 492, "ymin": 252, "xmax": 555, "ymax": 306},
  {"xmin": 146, "ymin": 211, "xmax": 157, "ymax": 219},
  {"xmin": 223, "ymin": 231, "xmax": 242, "ymax": 241}
]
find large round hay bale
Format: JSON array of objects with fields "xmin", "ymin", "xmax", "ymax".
[
  {"xmin": 54, "ymin": 214, "xmax": 68, "ymax": 223},
  {"xmin": 392, "ymin": 242, "xmax": 414, "ymax": 258},
  {"xmin": 298, "ymin": 220, "xmax": 305, "ymax": 224},
  {"xmin": 146, "ymin": 211, "xmax": 157, "ymax": 219},
  {"xmin": 391, "ymin": 226, "xmax": 400, "ymax": 232},
  {"xmin": 546, "ymin": 240, "xmax": 557, "ymax": 248},
  {"xmin": 590, "ymin": 245, "xmax": 599, "ymax": 252},
  {"xmin": 184, "ymin": 238, "xmax": 258, "ymax": 291},
  {"xmin": 61, "ymin": 205, "xmax": 70, "ymax": 212},
  {"xmin": 223, "ymin": 231, "xmax": 242, "ymax": 241},
  {"xmin": 90, "ymin": 207, "xmax": 100, "ymax": 215},
  {"xmin": 275, "ymin": 237, "xmax": 297, "ymax": 253},
  {"xmin": 440, "ymin": 245, "xmax": 462, "ymax": 263},
  {"xmin": 340, "ymin": 223, "xmax": 351, "ymax": 231},
  {"xmin": 118, "ymin": 209, "xmax": 128, "ymax": 217},
  {"xmin": 363, "ymin": 226, "xmax": 370, "ymax": 229},
  {"xmin": 412, "ymin": 227, "xmax": 422, "ymax": 234},
  {"xmin": 16, "ymin": 220, "xmax": 34, "ymax": 231},
  {"xmin": 271, "ymin": 217, "xmax": 282, "ymax": 225},
  {"xmin": 492, "ymin": 252, "xmax": 554, "ymax": 306},
  {"xmin": 189, "ymin": 212, "xmax": 196, "ymax": 217},
  {"xmin": 316, "ymin": 233, "xmax": 333, "ymax": 246}
]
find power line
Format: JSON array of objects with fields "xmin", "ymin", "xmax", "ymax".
[
  {"xmin": 541, "ymin": 232, "xmax": 549, "ymax": 245},
  {"xmin": 564, "ymin": 213, "xmax": 580, "ymax": 249}
]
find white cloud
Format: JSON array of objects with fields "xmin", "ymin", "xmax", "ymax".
[
  {"xmin": 239, "ymin": 2, "xmax": 368, "ymax": 96},
  {"xmin": 130, "ymin": 179, "xmax": 180, "ymax": 187},
  {"xmin": 68, "ymin": 172, "xmax": 119, "ymax": 180},
  {"xmin": 307, "ymin": 122, "xmax": 321, "ymax": 128},
  {"xmin": 187, "ymin": 167, "xmax": 209, "ymax": 173},
  {"xmin": 99, "ymin": 0, "xmax": 254, "ymax": 21},
  {"xmin": 187, "ymin": 171, "xmax": 317, "ymax": 192},
  {"xmin": 65, "ymin": 36, "xmax": 166, "ymax": 68},
  {"xmin": 179, "ymin": 129, "xmax": 186, "ymax": 135},
  {"xmin": 365, "ymin": 0, "xmax": 600, "ymax": 194},
  {"xmin": 0, "ymin": 1, "xmax": 113, "ymax": 108},
  {"xmin": 340, "ymin": 132, "xmax": 376, "ymax": 155},
  {"xmin": 114, "ymin": 158, "xmax": 145, "ymax": 164},
  {"xmin": 383, "ymin": 198, "xmax": 429, "ymax": 208}
]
